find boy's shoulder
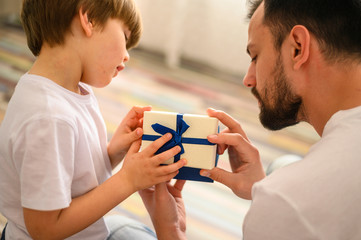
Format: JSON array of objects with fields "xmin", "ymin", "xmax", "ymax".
[{"xmin": 4, "ymin": 74, "xmax": 94, "ymax": 132}]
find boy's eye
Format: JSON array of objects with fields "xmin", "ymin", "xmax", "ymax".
[
  {"xmin": 251, "ymin": 56, "xmax": 257, "ymax": 63},
  {"xmin": 124, "ymin": 33, "xmax": 128, "ymax": 42}
]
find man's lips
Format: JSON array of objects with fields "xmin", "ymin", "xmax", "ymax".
[{"xmin": 251, "ymin": 87, "xmax": 262, "ymax": 107}]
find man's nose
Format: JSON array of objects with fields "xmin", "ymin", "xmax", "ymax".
[{"xmin": 243, "ymin": 64, "xmax": 256, "ymax": 88}]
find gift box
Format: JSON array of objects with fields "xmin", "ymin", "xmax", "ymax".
[{"xmin": 141, "ymin": 111, "xmax": 219, "ymax": 182}]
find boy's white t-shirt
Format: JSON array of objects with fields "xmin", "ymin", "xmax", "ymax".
[
  {"xmin": 0, "ymin": 74, "xmax": 113, "ymax": 239},
  {"xmin": 243, "ymin": 106, "xmax": 361, "ymax": 240}
]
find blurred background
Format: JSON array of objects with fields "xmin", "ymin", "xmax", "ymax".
[{"xmin": 0, "ymin": 0, "xmax": 320, "ymax": 239}]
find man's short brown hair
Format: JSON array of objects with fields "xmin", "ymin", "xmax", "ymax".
[
  {"xmin": 247, "ymin": 0, "xmax": 361, "ymax": 63},
  {"xmin": 21, "ymin": 0, "xmax": 142, "ymax": 56}
]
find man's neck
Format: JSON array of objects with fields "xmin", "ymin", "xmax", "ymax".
[{"xmin": 304, "ymin": 60, "xmax": 361, "ymax": 136}]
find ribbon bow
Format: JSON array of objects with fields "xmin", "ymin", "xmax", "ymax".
[{"xmin": 152, "ymin": 115, "xmax": 190, "ymax": 156}]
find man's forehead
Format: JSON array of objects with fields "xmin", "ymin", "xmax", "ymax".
[
  {"xmin": 249, "ymin": 2, "xmax": 264, "ymax": 33},
  {"xmin": 247, "ymin": 2, "xmax": 265, "ymax": 47}
]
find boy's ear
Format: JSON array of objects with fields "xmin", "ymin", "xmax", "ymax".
[
  {"xmin": 289, "ymin": 25, "xmax": 310, "ymax": 70},
  {"xmin": 78, "ymin": 7, "xmax": 93, "ymax": 37}
]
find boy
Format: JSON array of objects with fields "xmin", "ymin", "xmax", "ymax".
[{"xmin": 0, "ymin": 0, "xmax": 186, "ymax": 239}]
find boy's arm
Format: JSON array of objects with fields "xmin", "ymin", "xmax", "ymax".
[
  {"xmin": 23, "ymin": 134, "xmax": 186, "ymax": 240},
  {"xmin": 23, "ymin": 172, "xmax": 133, "ymax": 239}
]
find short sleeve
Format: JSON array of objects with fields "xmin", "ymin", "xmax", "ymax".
[
  {"xmin": 12, "ymin": 116, "xmax": 76, "ymax": 211},
  {"xmin": 243, "ymin": 183, "xmax": 317, "ymax": 240}
]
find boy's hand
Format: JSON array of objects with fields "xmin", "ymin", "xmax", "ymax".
[
  {"xmin": 108, "ymin": 106, "xmax": 152, "ymax": 168},
  {"xmin": 200, "ymin": 108, "xmax": 266, "ymax": 200},
  {"xmin": 119, "ymin": 132, "xmax": 187, "ymax": 191},
  {"xmin": 139, "ymin": 180, "xmax": 187, "ymax": 240}
]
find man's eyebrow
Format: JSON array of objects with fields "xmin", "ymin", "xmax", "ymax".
[{"xmin": 246, "ymin": 43, "xmax": 255, "ymax": 56}]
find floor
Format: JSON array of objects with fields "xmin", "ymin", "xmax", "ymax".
[{"xmin": 0, "ymin": 21, "xmax": 320, "ymax": 239}]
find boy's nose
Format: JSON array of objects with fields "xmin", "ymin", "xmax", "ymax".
[{"xmin": 124, "ymin": 51, "xmax": 130, "ymax": 62}]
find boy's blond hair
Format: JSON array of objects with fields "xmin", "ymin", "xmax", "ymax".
[{"xmin": 21, "ymin": 0, "xmax": 142, "ymax": 56}]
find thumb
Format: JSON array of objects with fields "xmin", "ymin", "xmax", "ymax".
[
  {"xmin": 130, "ymin": 127, "xmax": 143, "ymax": 141},
  {"xmin": 121, "ymin": 128, "xmax": 143, "ymax": 148},
  {"xmin": 200, "ymin": 168, "xmax": 235, "ymax": 188},
  {"xmin": 128, "ymin": 138, "xmax": 142, "ymax": 154}
]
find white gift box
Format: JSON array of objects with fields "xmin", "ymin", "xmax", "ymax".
[{"xmin": 141, "ymin": 111, "xmax": 219, "ymax": 170}]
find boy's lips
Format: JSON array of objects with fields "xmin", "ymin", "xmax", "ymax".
[
  {"xmin": 113, "ymin": 65, "xmax": 124, "ymax": 77},
  {"xmin": 116, "ymin": 65, "xmax": 125, "ymax": 72}
]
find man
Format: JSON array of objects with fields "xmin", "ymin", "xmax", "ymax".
[{"xmin": 139, "ymin": 0, "xmax": 361, "ymax": 239}]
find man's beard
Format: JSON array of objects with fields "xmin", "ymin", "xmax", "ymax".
[{"xmin": 252, "ymin": 57, "xmax": 302, "ymax": 131}]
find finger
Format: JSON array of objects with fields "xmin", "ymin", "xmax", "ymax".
[
  {"xmin": 155, "ymin": 182, "xmax": 169, "ymax": 198},
  {"xmin": 207, "ymin": 108, "xmax": 248, "ymax": 139},
  {"xmin": 153, "ymin": 146, "xmax": 182, "ymax": 165},
  {"xmin": 166, "ymin": 179, "xmax": 186, "ymax": 197},
  {"xmin": 156, "ymin": 159, "xmax": 187, "ymax": 174},
  {"xmin": 128, "ymin": 139, "xmax": 142, "ymax": 154},
  {"xmin": 207, "ymin": 133, "xmax": 251, "ymax": 150},
  {"xmin": 200, "ymin": 167, "xmax": 236, "ymax": 188},
  {"xmin": 126, "ymin": 106, "xmax": 152, "ymax": 120},
  {"xmin": 118, "ymin": 128, "xmax": 144, "ymax": 150},
  {"xmin": 173, "ymin": 179, "xmax": 186, "ymax": 191},
  {"xmin": 142, "ymin": 133, "xmax": 173, "ymax": 155},
  {"xmin": 208, "ymin": 128, "xmax": 231, "ymax": 154},
  {"xmin": 155, "ymin": 171, "xmax": 181, "ymax": 184},
  {"xmin": 217, "ymin": 143, "xmax": 228, "ymax": 155},
  {"xmin": 122, "ymin": 106, "xmax": 152, "ymax": 130}
]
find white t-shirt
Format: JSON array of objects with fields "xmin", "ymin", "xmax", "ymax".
[
  {"xmin": 0, "ymin": 74, "xmax": 112, "ymax": 239},
  {"xmin": 243, "ymin": 106, "xmax": 361, "ymax": 240}
]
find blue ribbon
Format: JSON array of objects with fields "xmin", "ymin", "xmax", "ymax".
[{"xmin": 142, "ymin": 114, "xmax": 215, "ymax": 162}]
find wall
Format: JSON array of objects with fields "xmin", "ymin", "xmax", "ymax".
[
  {"xmin": 0, "ymin": 0, "xmax": 251, "ymax": 77},
  {"xmin": 135, "ymin": 0, "xmax": 250, "ymax": 76},
  {"xmin": 0, "ymin": 0, "xmax": 22, "ymax": 16}
]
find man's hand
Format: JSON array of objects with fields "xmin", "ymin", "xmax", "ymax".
[
  {"xmin": 200, "ymin": 108, "xmax": 266, "ymax": 200},
  {"xmin": 139, "ymin": 180, "xmax": 187, "ymax": 240}
]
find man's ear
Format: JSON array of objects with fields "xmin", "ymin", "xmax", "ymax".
[
  {"xmin": 78, "ymin": 7, "xmax": 93, "ymax": 37},
  {"xmin": 289, "ymin": 25, "xmax": 310, "ymax": 70}
]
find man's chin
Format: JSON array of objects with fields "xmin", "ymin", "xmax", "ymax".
[{"xmin": 260, "ymin": 117, "xmax": 300, "ymax": 131}]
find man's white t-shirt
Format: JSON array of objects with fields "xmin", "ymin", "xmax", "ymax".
[
  {"xmin": 243, "ymin": 106, "xmax": 361, "ymax": 240},
  {"xmin": 0, "ymin": 74, "xmax": 112, "ymax": 239}
]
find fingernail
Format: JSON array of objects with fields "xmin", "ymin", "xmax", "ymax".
[
  {"xmin": 165, "ymin": 133, "xmax": 172, "ymax": 139},
  {"xmin": 182, "ymin": 159, "xmax": 187, "ymax": 165},
  {"xmin": 136, "ymin": 128, "xmax": 142, "ymax": 136},
  {"xmin": 200, "ymin": 170, "xmax": 210, "ymax": 177}
]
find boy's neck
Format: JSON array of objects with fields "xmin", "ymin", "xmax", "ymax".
[{"xmin": 29, "ymin": 43, "xmax": 83, "ymax": 95}]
